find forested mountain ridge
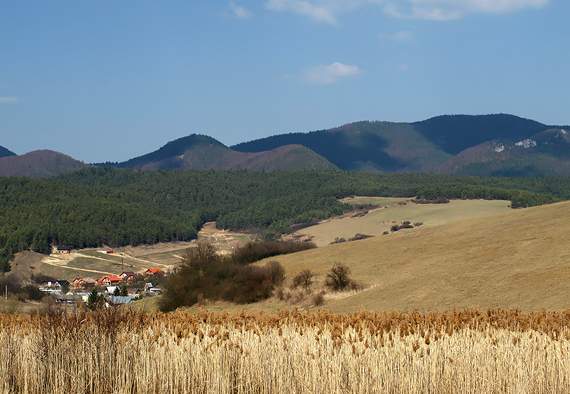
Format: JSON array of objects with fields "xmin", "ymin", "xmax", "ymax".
[
  {"xmin": 411, "ymin": 114, "xmax": 549, "ymax": 155},
  {"xmin": 95, "ymin": 134, "xmax": 337, "ymax": 171},
  {"xmin": 1, "ymin": 166, "xmax": 567, "ymax": 272},
  {"xmin": 0, "ymin": 145, "xmax": 16, "ymax": 159},
  {"xmin": 232, "ymin": 114, "xmax": 570, "ymax": 176},
  {"xmin": 4, "ymin": 114, "xmax": 570, "ymax": 177}
]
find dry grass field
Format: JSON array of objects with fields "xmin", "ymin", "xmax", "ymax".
[
  {"xmin": 249, "ymin": 200, "xmax": 570, "ymax": 313},
  {"xmin": 300, "ymin": 197, "xmax": 511, "ymax": 246},
  {"xmin": 2, "ymin": 307, "xmax": 570, "ymax": 393}
]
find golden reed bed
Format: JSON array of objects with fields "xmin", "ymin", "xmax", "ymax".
[{"xmin": 1, "ymin": 307, "xmax": 570, "ymax": 393}]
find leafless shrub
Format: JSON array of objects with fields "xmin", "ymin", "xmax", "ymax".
[
  {"xmin": 292, "ymin": 270, "xmax": 314, "ymax": 289},
  {"xmin": 266, "ymin": 261, "xmax": 286, "ymax": 286},
  {"xmin": 326, "ymin": 263, "xmax": 352, "ymax": 291},
  {"xmin": 313, "ymin": 291, "xmax": 325, "ymax": 306}
]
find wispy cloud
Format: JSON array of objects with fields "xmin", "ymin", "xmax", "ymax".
[
  {"xmin": 266, "ymin": 0, "xmax": 549, "ymax": 23},
  {"xmin": 386, "ymin": 0, "xmax": 550, "ymax": 20},
  {"xmin": 377, "ymin": 30, "xmax": 415, "ymax": 42},
  {"xmin": 266, "ymin": 0, "xmax": 341, "ymax": 24},
  {"xmin": 288, "ymin": 62, "xmax": 363, "ymax": 84},
  {"xmin": 0, "ymin": 97, "xmax": 18, "ymax": 104},
  {"xmin": 229, "ymin": 1, "xmax": 253, "ymax": 19}
]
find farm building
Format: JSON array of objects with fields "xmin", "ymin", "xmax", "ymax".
[
  {"xmin": 56, "ymin": 245, "xmax": 72, "ymax": 254},
  {"xmin": 127, "ymin": 288, "xmax": 140, "ymax": 296},
  {"xmin": 107, "ymin": 296, "xmax": 134, "ymax": 307}
]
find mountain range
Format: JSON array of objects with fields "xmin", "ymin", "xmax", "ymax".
[
  {"xmin": 95, "ymin": 134, "xmax": 337, "ymax": 171},
  {"xmin": 2, "ymin": 114, "xmax": 570, "ymax": 178},
  {"xmin": 233, "ymin": 114, "xmax": 570, "ymax": 176}
]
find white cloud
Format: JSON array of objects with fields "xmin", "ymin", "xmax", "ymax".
[
  {"xmin": 266, "ymin": 0, "xmax": 341, "ymax": 24},
  {"xmin": 266, "ymin": 0, "xmax": 549, "ymax": 22},
  {"xmin": 0, "ymin": 97, "xmax": 18, "ymax": 104},
  {"xmin": 377, "ymin": 30, "xmax": 415, "ymax": 42},
  {"xmin": 290, "ymin": 62, "xmax": 363, "ymax": 84},
  {"xmin": 229, "ymin": 2, "xmax": 253, "ymax": 19},
  {"xmin": 384, "ymin": 0, "xmax": 550, "ymax": 20}
]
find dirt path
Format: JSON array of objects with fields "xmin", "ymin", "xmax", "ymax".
[{"xmin": 117, "ymin": 253, "xmax": 173, "ymax": 268}]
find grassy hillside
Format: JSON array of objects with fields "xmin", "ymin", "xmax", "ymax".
[
  {"xmin": 256, "ymin": 200, "xmax": 570, "ymax": 313},
  {"xmin": 299, "ymin": 198, "xmax": 511, "ymax": 246}
]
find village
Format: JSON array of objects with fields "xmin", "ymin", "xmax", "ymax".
[{"xmin": 39, "ymin": 253, "xmax": 166, "ymax": 307}]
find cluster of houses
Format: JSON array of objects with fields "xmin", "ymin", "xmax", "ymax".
[{"xmin": 39, "ymin": 268, "xmax": 165, "ymax": 307}]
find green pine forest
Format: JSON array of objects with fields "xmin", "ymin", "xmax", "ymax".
[{"xmin": 1, "ymin": 166, "xmax": 568, "ymax": 272}]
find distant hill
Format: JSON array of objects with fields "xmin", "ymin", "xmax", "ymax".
[
  {"xmin": 412, "ymin": 114, "xmax": 548, "ymax": 155},
  {"xmin": 97, "ymin": 134, "xmax": 338, "ymax": 171},
  {"xmin": 232, "ymin": 114, "xmax": 570, "ymax": 176},
  {"xmin": 0, "ymin": 145, "xmax": 16, "ymax": 159},
  {"xmin": 435, "ymin": 128, "xmax": 570, "ymax": 177},
  {"xmin": 233, "ymin": 121, "xmax": 451, "ymax": 172},
  {"xmin": 0, "ymin": 150, "xmax": 89, "ymax": 178}
]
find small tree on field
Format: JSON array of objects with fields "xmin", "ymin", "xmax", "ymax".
[
  {"xmin": 292, "ymin": 270, "xmax": 314, "ymax": 289},
  {"xmin": 182, "ymin": 242, "xmax": 218, "ymax": 271},
  {"xmin": 326, "ymin": 262, "xmax": 352, "ymax": 291}
]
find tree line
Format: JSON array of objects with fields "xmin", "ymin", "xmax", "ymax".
[{"xmin": 0, "ymin": 167, "xmax": 567, "ymax": 272}]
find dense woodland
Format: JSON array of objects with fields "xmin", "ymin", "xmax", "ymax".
[{"xmin": 1, "ymin": 167, "xmax": 568, "ymax": 272}]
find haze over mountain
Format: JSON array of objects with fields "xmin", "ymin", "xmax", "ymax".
[
  {"xmin": 95, "ymin": 134, "xmax": 338, "ymax": 171},
  {"xmin": 0, "ymin": 150, "xmax": 89, "ymax": 178}
]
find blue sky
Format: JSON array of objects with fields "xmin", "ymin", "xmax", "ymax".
[{"xmin": 1, "ymin": 0, "xmax": 569, "ymax": 163}]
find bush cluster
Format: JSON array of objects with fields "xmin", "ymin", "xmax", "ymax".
[
  {"xmin": 0, "ymin": 276, "xmax": 45, "ymax": 302},
  {"xmin": 230, "ymin": 241, "xmax": 316, "ymax": 265},
  {"xmin": 292, "ymin": 270, "xmax": 314, "ymax": 289},
  {"xmin": 160, "ymin": 241, "xmax": 308, "ymax": 311},
  {"xmin": 415, "ymin": 196, "xmax": 450, "ymax": 204},
  {"xmin": 391, "ymin": 221, "xmax": 415, "ymax": 232}
]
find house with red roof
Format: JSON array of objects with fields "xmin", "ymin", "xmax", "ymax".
[
  {"xmin": 120, "ymin": 271, "xmax": 143, "ymax": 283},
  {"xmin": 97, "ymin": 275, "xmax": 122, "ymax": 286},
  {"xmin": 145, "ymin": 268, "xmax": 165, "ymax": 276}
]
